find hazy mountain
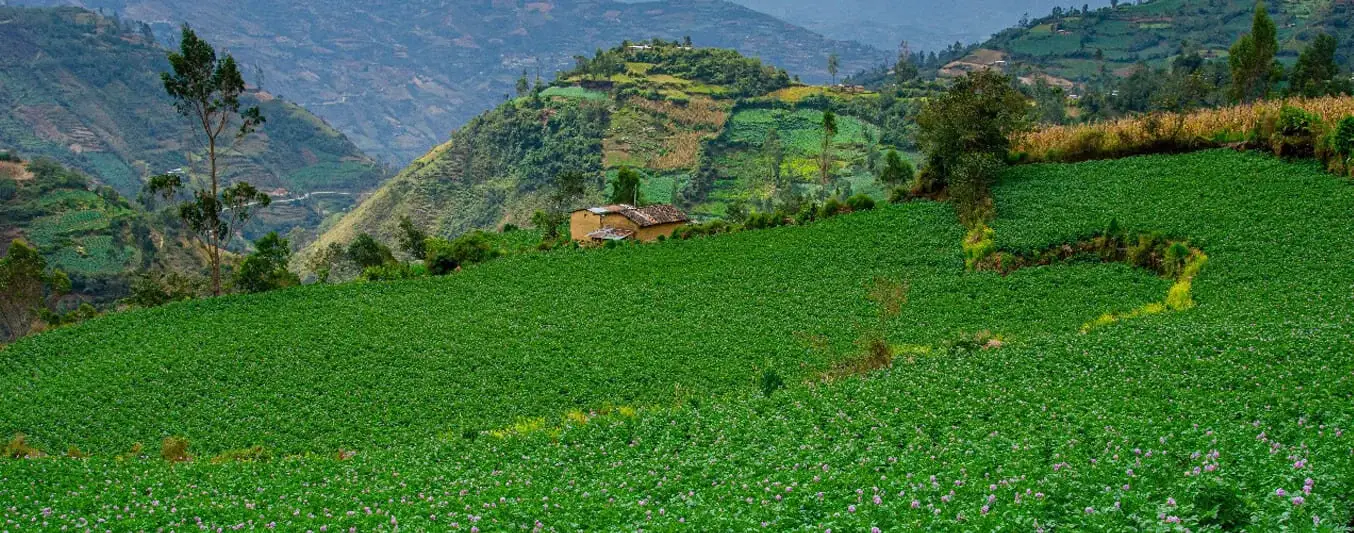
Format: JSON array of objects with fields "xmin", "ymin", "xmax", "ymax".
[
  {"xmin": 727, "ymin": 0, "xmax": 1111, "ymax": 52},
  {"xmin": 0, "ymin": 6, "xmax": 388, "ymax": 244},
  {"xmin": 9, "ymin": 0, "xmax": 888, "ymax": 165}
]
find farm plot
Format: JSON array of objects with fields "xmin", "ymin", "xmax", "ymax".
[{"xmin": 2, "ymin": 151, "xmax": 1353, "ymax": 530}]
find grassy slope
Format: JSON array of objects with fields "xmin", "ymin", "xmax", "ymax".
[
  {"xmin": 0, "ymin": 202, "xmax": 1165, "ymax": 453},
  {"xmin": 2, "ymin": 150, "xmax": 1353, "ymax": 529}
]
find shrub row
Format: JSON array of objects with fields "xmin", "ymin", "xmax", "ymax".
[
  {"xmin": 1014, "ymin": 96, "xmax": 1354, "ymax": 177},
  {"xmin": 671, "ymin": 194, "xmax": 876, "ymax": 240}
]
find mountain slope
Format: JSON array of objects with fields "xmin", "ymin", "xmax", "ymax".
[
  {"xmin": 0, "ymin": 156, "xmax": 208, "ymax": 306},
  {"xmin": 0, "ymin": 6, "xmax": 388, "ymax": 243},
  {"xmin": 310, "ymin": 43, "xmax": 916, "ymax": 252},
  {"xmin": 11, "ymin": 0, "xmax": 888, "ymax": 164},
  {"xmin": 728, "ymin": 0, "xmax": 1111, "ymax": 52},
  {"xmin": 947, "ymin": 0, "xmax": 1353, "ymax": 85}
]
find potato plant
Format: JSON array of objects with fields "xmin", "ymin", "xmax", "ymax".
[{"xmin": 1, "ymin": 150, "xmax": 1351, "ymax": 530}]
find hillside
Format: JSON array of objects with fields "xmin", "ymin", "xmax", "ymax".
[
  {"xmin": 946, "ymin": 0, "xmax": 1353, "ymax": 86},
  {"xmin": 11, "ymin": 0, "xmax": 887, "ymax": 165},
  {"xmin": 0, "ymin": 6, "xmax": 388, "ymax": 243},
  {"xmin": 0, "ymin": 156, "xmax": 206, "ymax": 305},
  {"xmin": 730, "ymin": 0, "xmax": 1111, "ymax": 52},
  {"xmin": 312, "ymin": 42, "xmax": 919, "ymax": 251},
  {"xmin": 2, "ymin": 150, "xmax": 1353, "ymax": 529}
]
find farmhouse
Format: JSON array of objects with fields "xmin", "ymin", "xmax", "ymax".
[{"xmin": 570, "ymin": 204, "xmax": 690, "ymax": 243}]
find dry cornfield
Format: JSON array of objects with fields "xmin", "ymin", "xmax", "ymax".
[{"xmin": 1016, "ymin": 96, "xmax": 1354, "ymax": 163}]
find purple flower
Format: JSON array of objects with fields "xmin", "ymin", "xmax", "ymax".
[
  {"xmin": 1085, "ymin": 506, "xmax": 1095, "ymax": 514},
  {"xmin": 911, "ymin": 500, "xmax": 920, "ymax": 509},
  {"xmin": 1275, "ymin": 488, "xmax": 1287, "ymax": 497},
  {"xmin": 848, "ymin": 505, "xmax": 856, "ymax": 513},
  {"xmin": 1291, "ymin": 496, "xmax": 1305, "ymax": 506},
  {"xmin": 1166, "ymin": 497, "xmax": 1176, "ymax": 507}
]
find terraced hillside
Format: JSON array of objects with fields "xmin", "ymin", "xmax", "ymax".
[
  {"xmin": 11, "ymin": 0, "xmax": 888, "ymax": 165},
  {"xmin": 0, "ymin": 157, "xmax": 206, "ymax": 304},
  {"xmin": 0, "ymin": 6, "xmax": 388, "ymax": 243},
  {"xmin": 2, "ymin": 150, "xmax": 1352, "ymax": 529},
  {"xmin": 312, "ymin": 43, "xmax": 916, "ymax": 251},
  {"xmin": 947, "ymin": 0, "xmax": 1353, "ymax": 86}
]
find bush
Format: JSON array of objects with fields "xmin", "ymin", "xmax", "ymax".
[
  {"xmin": 962, "ymin": 224, "xmax": 996, "ymax": 270},
  {"xmin": 425, "ymin": 231, "xmax": 503, "ymax": 275},
  {"xmin": 1333, "ymin": 116, "xmax": 1354, "ymax": 158},
  {"xmin": 845, "ymin": 194, "xmax": 876, "ymax": 212},
  {"xmin": 887, "ymin": 185, "xmax": 912, "ymax": 204},
  {"xmin": 396, "ymin": 216, "xmax": 428, "ymax": 260},
  {"xmin": 758, "ymin": 367, "xmax": 785, "ymax": 397},
  {"xmin": 362, "ymin": 262, "xmax": 423, "ymax": 282},
  {"xmin": 3, "ymin": 433, "xmax": 44, "ymax": 459},
  {"xmin": 1271, "ymin": 106, "xmax": 1323, "ymax": 157},
  {"xmin": 743, "ymin": 211, "xmax": 789, "ymax": 230},
  {"xmin": 950, "ymin": 153, "xmax": 1002, "ymax": 227},
  {"xmin": 0, "ymin": 178, "xmax": 16, "ymax": 202},
  {"xmin": 235, "ymin": 232, "xmax": 301, "ymax": 294},
  {"xmin": 160, "ymin": 436, "xmax": 191, "ymax": 463},
  {"xmin": 673, "ymin": 220, "xmax": 733, "ymax": 240},
  {"xmin": 876, "ymin": 150, "xmax": 914, "ymax": 186},
  {"xmin": 818, "ymin": 197, "xmax": 848, "ymax": 219},
  {"xmin": 126, "ymin": 270, "xmax": 201, "ymax": 308},
  {"xmin": 1193, "ymin": 481, "xmax": 1252, "ymax": 530},
  {"xmin": 347, "ymin": 233, "xmax": 396, "ymax": 269}
]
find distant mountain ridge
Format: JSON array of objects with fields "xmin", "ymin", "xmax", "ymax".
[
  {"xmin": 727, "ymin": 0, "xmax": 1112, "ymax": 52},
  {"xmin": 0, "ymin": 6, "xmax": 388, "ymax": 244},
  {"xmin": 7, "ymin": 0, "xmax": 888, "ymax": 165}
]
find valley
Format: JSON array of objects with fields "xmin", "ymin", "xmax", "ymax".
[
  {"xmin": 12, "ymin": 0, "xmax": 888, "ymax": 164},
  {"xmin": 2, "ymin": 1, "xmax": 1354, "ymax": 530}
]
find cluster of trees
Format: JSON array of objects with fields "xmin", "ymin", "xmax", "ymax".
[
  {"xmin": 304, "ymin": 218, "xmax": 510, "ymax": 284},
  {"xmin": 916, "ymin": 70, "xmax": 1030, "ymax": 227},
  {"xmin": 0, "ymin": 240, "xmax": 76, "ymax": 343},
  {"xmin": 568, "ymin": 40, "xmax": 792, "ymax": 98},
  {"xmin": 1024, "ymin": 2, "xmax": 1351, "ymax": 126}
]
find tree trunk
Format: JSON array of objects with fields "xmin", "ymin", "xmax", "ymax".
[{"xmin": 209, "ymin": 133, "xmax": 221, "ymax": 296}]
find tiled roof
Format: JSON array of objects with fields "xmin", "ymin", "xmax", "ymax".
[
  {"xmin": 576, "ymin": 204, "xmax": 691, "ymax": 228},
  {"xmin": 586, "ymin": 227, "xmax": 636, "ymax": 241},
  {"xmin": 619, "ymin": 205, "xmax": 690, "ymax": 227}
]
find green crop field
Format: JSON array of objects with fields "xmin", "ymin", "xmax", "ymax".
[
  {"xmin": 722, "ymin": 108, "xmax": 878, "ymax": 156},
  {"xmin": 1, "ymin": 151, "xmax": 1352, "ymax": 530},
  {"xmin": 540, "ymin": 86, "xmax": 609, "ymax": 101},
  {"xmin": 46, "ymin": 235, "xmax": 138, "ymax": 275},
  {"xmin": 24, "ymin": 210, "xmax": 111, "ymax": 247}
]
